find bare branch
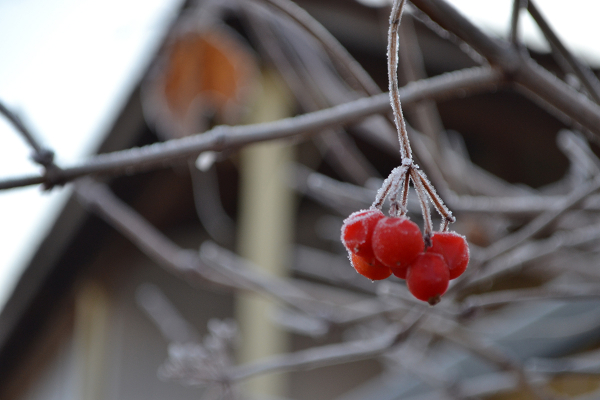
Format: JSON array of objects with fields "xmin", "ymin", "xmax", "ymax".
[
  {"xmin": 136, "ymin": 283, "xmax": 202, "ymax": 343},
  {"xmin": 0, "ymin": 67, "xmax": 501, "ymax": 190},
  {"xmin": 242, "ymin": 3, "xmax": 379, "ymax": 185},
  {"xmin": 527, "ymin": 348, "xmax": 600, "ymax": 375},
  {"xmin": 73, "ymin": 178, "xmax": 325, "ymax": 319},
  {"xmin": 402, "ymin": 371, "xmax": 548, "ymax": 400},
  {"xmin": 423, "ymin": 317, "xmax": 553, "ymax": 400},
  {"xmin": 410, "ymin": 0, "xmax": 600, "ymax": 138},
  {"xmin": 482, "ymin": 175, "xmax": 600, "ymax": 261},
  {"xmin": 0, "ymin": 100, "xmax": 54, "ymax": 167},
  {"xmin": 256, "ymin": 0, "xmax": 382, "ymax": 96},
  {"xmin": 466, "ymin": 220, "xmax": 600, "ymax": 288},
  {"xmin": 527, "ymin": 0, "xmax": 600, "ymax": 103},
  {"xmin": 462, "ymin": 285, "xmax": 600, "ymax": 312},
  {"xmin": 509, "ymin": 0, "xmax": 527, "ymax": 46},
  {"xmin": 228, "ymin": 311, "xmax": 423, "ymax": 381}
]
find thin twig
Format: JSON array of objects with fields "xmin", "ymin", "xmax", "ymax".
[
  {"xmin": 0, "ymin": 100, "xmax": 54, "ymax": 166},
  {"xmin": 257, "ymin": 0, "xmax": 381, "ymax": 96},
  {"xmin": 415, "ymin": 168, "xmax": 455, "ymax": 223},
  {"xmin": 292, "ymin": 163, "xmax": 600, "ymax": 219},
  {"xmin": 0, "ymin": 100, "xmax": 64, "ymax": 189},
  {"xmin": 243, "ymin": 3, "xmax": 379, "ymax": 185},
  {"xmin": 136, "ymin": 283, "xmax": 202, "ymax": 343}
]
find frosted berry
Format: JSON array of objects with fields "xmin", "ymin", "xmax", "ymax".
[
  {"xmin": 341, "ymin": 209, "xmax": 385, "ymax": 264},
  {"xmin": 406, "ymin": 253, "xmax": 450, "ymax": 305},
  {"xmin": 372, "ymin": 216, "xmax": 424, "ymax": 270},
  {"xmin": 350, "ymin": 253, "xmax": 392, "ymax": 281},
  {"xmin": 428, "ymin": 232, "xmax": 469, "ymax": 279},
  {"xmin": 390, "ymin": 264, "xmax": 409, "ymax": 280}
]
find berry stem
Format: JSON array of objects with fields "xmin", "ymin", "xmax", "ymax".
[
  {"xmin": 410, "ymin": 168, "xmax": 433, "ymax": 245},
  {"xmin": 440, "ymin": 217, "xmax": 449, "ymax": 232},
  {"xmin": 399, "ymin": 170, "xmax": 411, "ymax": 216},
  {"xmin": 372, "ymin": 165, "xmax": 407, "ymax": 210},
  {"xmin": 388, "ymin": 165, "xmax": 410, "ymax": 216},
  {"xmin": 387, "ymin": 0, "xmax": 411, "ymax": 161},
  {"xmin": 415, "ymin": 169, "xmax": 455, "ymax": 223},
  {"xmin": 383, "ymin": 0, "xmax": 455, "ymax": 245}
]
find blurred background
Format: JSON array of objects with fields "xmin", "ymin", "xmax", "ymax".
[{"xmin": 2, "ymin": 0, "xmax": 600, "ymax": 399}]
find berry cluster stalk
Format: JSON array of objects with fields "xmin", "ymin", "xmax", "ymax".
[{"xmin": 374, "ymin": 0, "xmax": 455, "ymax": 246}]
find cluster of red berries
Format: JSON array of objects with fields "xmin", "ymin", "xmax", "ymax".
[{"xmin": 341, "ymin": 208, "xmax": 469, "ymax": 305}]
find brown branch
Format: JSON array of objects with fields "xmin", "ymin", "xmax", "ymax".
[
  {"xmin": 0, "ymin": 66, "xmax": 501, "ymax": 190},
  {"xmin": 0, "ymin": 100, "xmax": 54, "ymax": 166},
  {"xmin": 509, "ymin": 0, "xmax": 527, "ymax": 46},
  {"xmin": 0, "ymin": 100, "xmax": 63, "ymax": 189},
  {"xmin": 527, "ymin": 0, "xmax": 600, "ymax": 103},
  {"xmin": 410, "ymin": 0, "xmax": 600, "ymax": 138}
]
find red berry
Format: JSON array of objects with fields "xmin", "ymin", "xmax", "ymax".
[
  {"xmin": 372, "ymin": 216, "xmax": 424, "ymax": 270},
  {"xmin": 341, "ymin": 209, "xmax": 385, "ymax": 264},
  {"xmin": 406, "ymin": 253, "xmax": 449, "ymax": 305},
  {"xmin": 350, "ymin": 253, "xmax": 392, "ymax": 281},
  {"xmin": 390, "ymin": 264, "xmax": 409, "ymax": 280},
  {"xmin": 428, "ymin": 232, "xmax": 469, "ymax": 279}
]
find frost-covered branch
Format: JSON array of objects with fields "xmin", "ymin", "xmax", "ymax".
[
  {"xmin": 74, "ymin": 178, "xmax": 326, "ymax": 319},
  {"xmin": 0, "ymin": 66, "xmax": 500, "ymax": 190},
  {"xmin": 229, "ymin": 312, "xmax": 422, "ymax": 381}
]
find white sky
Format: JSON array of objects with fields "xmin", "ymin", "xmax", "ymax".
[
  {"xmin": 0, "ymin": 0, "xmax": 183, "ymax": 309},
  {"xmin": 0, "ymin": 0, "xmax": 599, "ymax": 312}
]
